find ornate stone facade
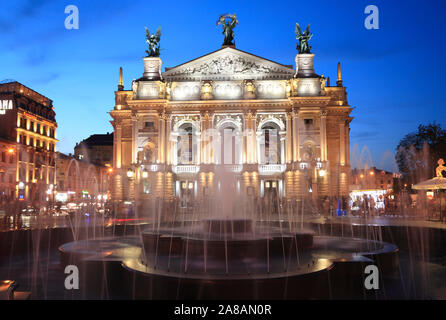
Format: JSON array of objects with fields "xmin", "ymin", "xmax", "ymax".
[{"xmin": 110, "ymin": 46, "xmax": 353, "ymax": 206}]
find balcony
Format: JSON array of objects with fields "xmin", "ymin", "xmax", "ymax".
[
  {"xmin": 172, "ymin": 165, "xmax": 200, "ymax": 174},
  {"xmin": 223, "ymin": 164, "xmax": 242, "ymax": 173},
  {"xmin": 258, "ymin": 164, "xmax": 286, "ymax": 174}
]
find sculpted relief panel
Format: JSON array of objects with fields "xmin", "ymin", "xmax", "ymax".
[{"xmin": 164, "ymin": 52, "xmax": 294, "ymax": 81}]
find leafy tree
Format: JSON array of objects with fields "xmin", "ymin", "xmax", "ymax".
[{"xmin": 395, "ymin": 122, "xmax": 446, "ymax": 184}]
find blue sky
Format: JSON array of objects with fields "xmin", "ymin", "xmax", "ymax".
[{"xmin": 1, "ymin": 0, "xmax": 445, "ymax": 172}]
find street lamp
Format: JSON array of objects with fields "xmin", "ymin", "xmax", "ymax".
[{"xmin": 127, "ymin": 168, "xmax": 134, "ymax": 179}]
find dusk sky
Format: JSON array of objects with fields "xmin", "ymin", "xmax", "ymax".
[{"xmin": 1, "ymin": 0, "xmax": 445, "ymax": 172}]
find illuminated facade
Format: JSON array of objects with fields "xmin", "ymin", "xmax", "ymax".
[
  {"xmin": 55, "ymin": 152, "xmax": 111, "ymax": 201},
  {"xmin": 350, "ymin": 167, "xmax": 399, "ymax": 192},
  {"xmin": 0, "ymin": 81, "xmax": 57, "ymax": 203},
  {"xmin": 110, "ymin": 46, "xmax": 353, "ymax": 205},
  {"xmin": 0, "ymin": 138, "xmax": 16, "ymax": 201},
  {"xmin": 74, "ymin": 133, "xmax": 113, "ymax": 167}
]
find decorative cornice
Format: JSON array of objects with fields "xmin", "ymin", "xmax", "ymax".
[{"xmin": 290, "ymin": 96, "xmax": 331, "ymax": 106}]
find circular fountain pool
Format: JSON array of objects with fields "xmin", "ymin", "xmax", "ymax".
[{"xmin": 59, "ymin": 219, "xmax": 399, "ymax": 299}]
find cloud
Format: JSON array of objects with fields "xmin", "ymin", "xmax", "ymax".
[
  {"xmin": 0, "ymin": 0, "xmax": 56, "ymax": 34},
  {"xmin": 18, "ymin": 0, "xmax": 54, "ymax": 18}
]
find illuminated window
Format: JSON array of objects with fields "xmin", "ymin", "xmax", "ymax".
[
  {"xmin": 219, "ymin": 126, "xmax": 237, "ymax": 165},
  {"xmin": 178, "ymin": 124, "xmax": 195, "ymax": 164},
  {"xmin": 144, "ymin": 122, "xmax": 154, "ymax": 130},
  {"xmin": 261, "ymin": 124, "xmax": 280, "ymax": 164},
  {"xmin": 143, "ymin": 181, "xmax": 150, "ymax": 194}
]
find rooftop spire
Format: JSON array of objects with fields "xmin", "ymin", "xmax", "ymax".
[
  {"xmin": 336, "ymin": 62, "xmax": 343, "ymax": 87},
  {"xmin": 118, "ymin": 67, "xmax": 124, "ymax": 91}
]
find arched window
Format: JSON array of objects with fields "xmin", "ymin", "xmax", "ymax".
[
  {"xmin": 260, "ymin": 123, "xmax": 280, "ymax": 164},
  {"xmin": 177, "ymin": 123, "xmax": 196, "ymax": 164},
  {"xmin": 218, "ymin": 125, "xmax": 236, "ymax": 164}
]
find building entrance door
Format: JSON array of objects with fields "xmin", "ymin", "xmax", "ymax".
[
  {"xmin": 179, "ymin": 180, "xmax": 195, "ymax": 208},
  {"xmin": 264, "ymin": 180, "xmax": 279, "ymax": 215}
]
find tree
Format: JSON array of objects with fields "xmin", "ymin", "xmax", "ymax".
[{"xmin": 396, "ymin": 122, "xmax": 446, "ymax": 184}]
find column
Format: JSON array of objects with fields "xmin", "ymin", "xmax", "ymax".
[
  {"xmin": 252, "ymin": 114, "xmax": 257, "ymax": 164},
  {"xmin": 196, "ymin": 118, "xmax": 201, "ymax": 165},
  {"xmin": 112, "ymin": 125, "xmax": 116, "ymax": 167},
  {"xmin": 320, "ymin": 110, "xmax": 327, "ymax": 161},
  {"xmin": 280, "ymin": 134, "xmax": 285, "ymax": 164},
  {"xmin": 292, "ymin": 109, "xmax": 300, "ymax": 162},
  {"xmin": 244, "ymin": 111, "xmax": 253, "ymax": 164},
  {"xmin": 172, "ymin": 132, "xmax": 178, "ymax": 166},
  {"xmin": 158, "ymin": 113, "xmax": 165, "ymax": 163},
  {"xmin": 166, "ymin": 114, "xmax": 171, "ymax": 165},
  {"xmin": 207, "ymin": 113, "xmax": 213, "ymax": 164},
  {"xmin": 200, "ymin": 112, "xmax": 208, "ymax": 164},
  {"xmin": 132, "ymin": 115, "xmax": 138, "ymax": 164},
  {"xmin": 339, "ymin": 120, "xmax": 345, "ymax": 166},
  {"xmin": 286, "ymin": 112, "xmax": 292, "ymax": 163},
  {"xmin": 171, "ymin": 116, "xmax": 179, "ymax": 166},
  {"xmin": 346, "ymin": 121, "xmax": 350, "ymax": 166},
  {"xmin": 161, "ymin": 113, "xmax": 166, "ymax": 163},
  {"xmin": 115, "ymin": 124, "xmax": 122, "ymax": 168}
]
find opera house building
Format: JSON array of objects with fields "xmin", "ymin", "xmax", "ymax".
[{"xmin": 109, "ymin": 41, "xmax": 352, "ymax": 210}]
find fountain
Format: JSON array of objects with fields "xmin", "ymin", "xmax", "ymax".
[{"xmin": 59, "ymin": 166, "xmax": 399, "ymax": 299}]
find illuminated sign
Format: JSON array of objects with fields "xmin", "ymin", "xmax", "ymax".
[
  {"xmin": 0, "ymin": 100, "xmax": 13, "ymax": 114},
  {"xmin": 55, "ymin": 192, "xmax": 68, "ymax": 203}
]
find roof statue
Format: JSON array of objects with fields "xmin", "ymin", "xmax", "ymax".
[
  {"xmin": 217, "ymin": 14, "xmax": 238, "ymax": 46},
  {"xmin": 145, "ymin": 26, "xmax": 161, "ymax": 57},
  {"xmin": 295, "ymin": 23, "xmax": 313, "ymax": 54},
  {"xmin": 436, "ymin": 159, "xmax": 446, "ymax": 177}
]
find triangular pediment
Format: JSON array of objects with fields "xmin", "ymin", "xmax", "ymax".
[{"xmin": 163, "ymin": 47, "xmax": 295, "ymax": 81}]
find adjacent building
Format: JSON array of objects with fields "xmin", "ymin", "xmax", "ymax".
[
  {"xmin": 0, "ymin": 138, "xmax": 16, "ymax": 202},
  {"xmin": 74, "ymin": 133, "xmax": 113, "ymax": 167},
  {"xmin": 55, "ymin": 152, "xmax": 111, "ymax": 202},
  {"xmin": 110, "ymin": 41, "xmax": 353, "ymax": 207},
  {"xmin": 350, "ymin": 167, "xmax": 398, "ymax": 192},
  {"xmin": 0, "ymin": 81, "xmax": 57, "ymax": 204}
]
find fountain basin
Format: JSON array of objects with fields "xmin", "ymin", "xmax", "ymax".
[
  {"xmin": 202, "ymin": 219, "xmax": 253, "ymax": 235},
  {"xmin": 58, "ymin": 220, "xmax": 399, "ymax": 299}
]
